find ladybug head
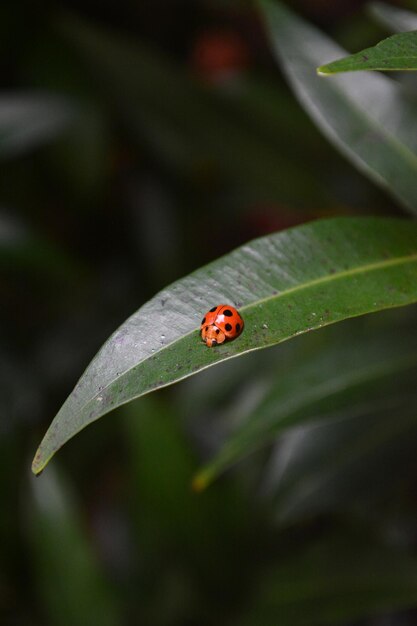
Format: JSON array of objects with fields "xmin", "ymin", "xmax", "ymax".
[{"xmin": 201, "ymin": 324, "xmax": 226, "ymax": 347}]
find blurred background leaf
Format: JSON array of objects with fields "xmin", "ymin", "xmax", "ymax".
[
  {"xmin": 0, "ymin": 94, "xmax": 75, "ymax": 159},
  {"xmin": 369, "ymin": 2, "xmax": 417, "ymax": 33},
  {"xmin": 28, "ymin": 468, "xmax": 123, "ymax": 626}
]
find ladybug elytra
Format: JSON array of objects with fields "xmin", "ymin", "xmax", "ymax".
[{"xmin": 200, "ymin": 304, "xmax": 244, "ymax": 347}]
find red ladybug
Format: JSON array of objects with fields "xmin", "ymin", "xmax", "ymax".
[{"xmin": 200, "ymin": 304, "xmax": 244, "ymax": 347}]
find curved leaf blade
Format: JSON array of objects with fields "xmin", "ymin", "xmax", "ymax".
[
  {"xmin": 318, "ymin": 31, "xmax": 417, "ymax": 75},
  {"xmin": 32, "ymin": 217, "xmax": 417, "ymax": 474},
  {"xmin": 258, "ymin": 0, "xmax": 417, "ymax": 214}
]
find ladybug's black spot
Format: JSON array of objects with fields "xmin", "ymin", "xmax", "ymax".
[
  {"xmin": 201, "ymin": 317, "xmax": 206, "ymax": 325},
  {"xmin": 225, "ymin": 323, "xmax": 232, "ymax": 332},
  {"xmin": 215, "ymin": 328, "xmax": 220, "ymax": 334},
  {"xmin": 223, "ymin": 309, "xmax": 233, "ymax": 316},
  {"xmin": 209, "ymin": 306, "xmax": 217, "ymax": 312},
  {"xmin": 236, "ymin": 323, "xmax": 241, "ymax": 333}
]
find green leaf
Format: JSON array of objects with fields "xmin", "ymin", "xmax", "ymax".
[
  {"xmin": 258, "ymin": 0, "xmax": 417, "ymax": 214},
  {"xmin": 0, "ymin": 94, "xmax": 74, "ymax": 158},
  {"xmin": 32, "ymin": 217, "xmax": 417, "ymax": 475},
  {"xmin": 242, "ymin": 533, "xmax": 417, "ymax": 625},
  {"xmin": 369, "ymin": 2, "xmax": 417, "ymax": 34},
  {"xmin": 194, "ymin": 319, "xmax": 417, "ymax": 489},
  {"xmin": 28, "ymin": 467, "xmax": 122, "ymax": 626},
  {"xmin": 317, "ymin": 31, "xmax": 417, "ymax": 74}
]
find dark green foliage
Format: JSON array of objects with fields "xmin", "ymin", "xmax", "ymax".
[{"xmin": 4, "ymin": 1, "xmax": 417, "ymax": 625}]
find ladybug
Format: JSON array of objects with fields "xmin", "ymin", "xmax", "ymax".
[{"xmin": 200, "ymin": 304, "xmax": 244, "ymax": 347}]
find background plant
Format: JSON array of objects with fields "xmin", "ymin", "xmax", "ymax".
[{"xmin": 4, "ymin": 1, "xmax": 417, "ymax": 625}]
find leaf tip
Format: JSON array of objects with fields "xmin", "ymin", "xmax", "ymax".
[
  {"xmin": 191, "ymin": 472, "xmax": 211, "ymax": 493},
  {"xmin": 316, "ymin": 65, "xmax": 331, "ymax": 76},
  {"xmin": 31, "ymin": 446, "xmax": 49, "ymax": 476}
]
